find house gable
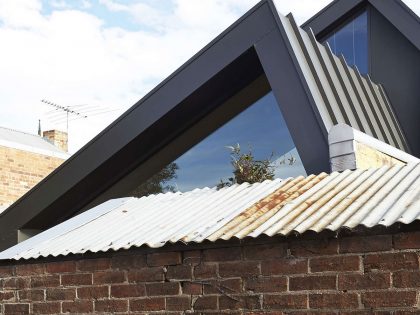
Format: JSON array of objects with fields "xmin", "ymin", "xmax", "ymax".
[{"xmin": 0, "ymin": 0, "xmax": 410, "ymax": 250}]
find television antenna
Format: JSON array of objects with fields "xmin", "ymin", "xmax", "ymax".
[
  {"xmin": 41, "ymin": 99, "xmax": 123, "ymax": 134},
  {"xmin": 41, "ymin": 99, "xmax": 88, "ymax": 134}
]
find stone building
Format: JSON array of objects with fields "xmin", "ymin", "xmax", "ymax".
[{"xmin": 0, "ymin": 127, "xmax": 68, "ymax": 213}]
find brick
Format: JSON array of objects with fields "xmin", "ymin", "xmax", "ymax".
[
  {"xmin": 146, "ymin": 282, "xmax": 180, "ymax": 296},
  {"xmin": 290, "ymin": 275, "xmax": 336, "ymax": 291},
  {"xmin": 16, "ymin": 264, "xmax": 44, "ymax": 276},
  {"xmin": 111, "ymin": 284, "xmax": 146, "ymax": 298},
  {"xmin": 394, "ymin": 231, "xmax": 420, "ymax": 249},
  {"xmin": 127, "ymin": 267, "xmax": 165, "ymax": 282},
  {"xmin": 340, "ymin": 235, "xmax": 392, "ymax": 253},
  {"xmin": 243, "ymin": 243, "xmax": 287, "ymax": 260},
  {"xmin": 4, "ymin": 303, "xmax": 29, "ymax": 314},
  {"xmin": 262, "ymin": 258, "xmax": 308, "ymax": 275},
  {"xmin": 310, "ymin": 255, "xmax": 360, "ymax": 272},
  {"xmin": 3, "ymin": 278, "xmax": 30, "ymax": 290},
  {"xmin": 93, "ymin": 270, "xmax": 125, "ymax": 284},
  {"xmin": 194, "ymin": 263, "xmax": 217, "ymax": 279},
  {"xmin": 95, "ymin": 299, "xmax": 128, "ymax": 312},
  {"xmin": 219, "ymin": 294, "xmax": 260, "ymax": 310},
  {"xmin": 290, "ymin": 239, "xmax": 338, "ymax": 257},
  {"xmin": 364, "ymin": 252, "xmax": 419, "ymax": 271},
  {"xmin": 130, "ymin": 297, "xmax": 165, "ymax": 311},
  {"xmin": 204, "ymin": 279, "xmax": 242, "ymax": 294},
  {"xmin": 111, "ymin": 254, "xmax": 147, "ymax": 270},
  {"xmin": 166, "ymin": 296, "xmax": 191, "ymax": 311},
  {"xmin": 77, "ymin": 286, "xmax": 109, "ymax": 299},
  {"xmin": 61, "ymin": 273, "xmax": 92, "ymax": 285},
  {"xmin": 62, "ymin": 300, "xmax": 93, "ymax": 313},
  {"xmin": 18, "ymin": 289, "xmax": 44, "ymax": 301},
  {"xmin": 362, "ymin": 291, "xmax": 417, "ymax": 308},
  {"xmin": 45, "ymin": 261, "xmax": 76, "ymax": 274},
  {"xmin": 147, "ymin": 251, "xmax": 181, "ymax": 266},
  {"xmin": 31, "ymin": 302, "xmax": 59, "ymax": 314},
  {"xmin": 338, "ymin": 272, "xmax": 390, "ymax": 290},
  {"xmin": 167, "ymin": 264, "xmax": 192, "ymax": 280},
  {"xmin": 393, "ymin": 270, "xmax": 420, "ymax": 288},
  {"xmin": 203, "ymin": 247, "xmax": 242, "ymax": 261},
  {"xmin": 309, "ymin": 293, "xmax": 359, "ymax": 309},
  {"xmin": 264, "ymin": 294, "xmax": 307, "ymax": 310},
  {"xmin": 183, "ymin": 250, "xmax": 202, "ymax": 265},
  {"xmin": 77, "ymin": 258, "xmax": 111, "ymax": 271},
  {"xmin": 193, "ymin": 296, "xmax": 218, "ymax": 310},
  {"xmin": 0, "ymin": 266, "xmax": 15, "ymax": 277},
  {"xmin": 46, "ymin": 288, "xmax": 75, "ymax": 301},
  {"xmin": 0, "ymin": 291, "xmax": 15, "ymax": 302},
  {"xmin": 182, "ymin": 282, "xmax": 202, "ymax": 295},
  {"xmin": 219, "ymin": 261, "xmax": 260, "ymax": 277},
  {"xmin": 245, "ymin": 277, "xmax": 287, "ymax": 293},
  {"xmin": 31, "ymin": 275, "xmax": 60, "ymax": 288}
]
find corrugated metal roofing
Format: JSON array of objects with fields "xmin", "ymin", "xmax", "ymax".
[
  {"xmin": 0, "ymin": 127, "xmax": 69, "ymax": 158},
  {"xmin": 1, "ymin": 164, "xmax": 418, "ymax": 260},
  {"xmin": 278, "ymin": 11, "xmax": 408, "ymax": 151}
]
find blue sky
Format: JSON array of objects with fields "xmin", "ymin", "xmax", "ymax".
[
  {"xmin": 0, "ymin": 0, "xmax": 418, "ymax": 156},
  {"xmin": 0, "ymin": 0, "xmax": 418, "ymax": 192}
]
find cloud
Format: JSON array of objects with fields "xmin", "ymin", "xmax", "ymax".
[{"xmin": 0, "ymin": 0, "xmax": 418, "ymax": 154}]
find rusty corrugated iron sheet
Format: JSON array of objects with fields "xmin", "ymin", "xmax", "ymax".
[{"xmin": 0, "ymin": 164, "xmax": 419, "ymax": 260}]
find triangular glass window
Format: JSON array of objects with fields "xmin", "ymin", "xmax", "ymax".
[{"xmin": 130, "ymin": 89, "xmax": 306, "ymax": 197}]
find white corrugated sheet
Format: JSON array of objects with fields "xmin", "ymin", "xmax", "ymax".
[
  {"xmin": 0, "ymin": 127, "xmax": 69, "ymax": 158},
  {"xmin": 1, "ymin": 164, "xmax": 419, "ymax": 260}
]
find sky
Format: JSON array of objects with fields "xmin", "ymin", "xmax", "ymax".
[{"xmin": 1, "ymin": 0, "xmax": 418, "ymax": 154}]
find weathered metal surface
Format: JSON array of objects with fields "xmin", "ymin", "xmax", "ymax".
[{"xmin": 1, "ymin": 163, "xmax": 418, "ymax": 260}]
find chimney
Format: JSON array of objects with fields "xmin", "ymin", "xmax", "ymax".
[{"xmin": 43, "ymin": 129, "xmax": 68, "ymax": 152}]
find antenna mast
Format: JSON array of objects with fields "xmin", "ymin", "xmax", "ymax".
[{"xmin": 41, "ymin": 99, "xmax": 88, "ymax": 134}]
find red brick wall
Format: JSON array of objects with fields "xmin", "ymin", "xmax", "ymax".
[{"xmin": 0, "ymin": 231, "xmax": 419, "ymax": 314}]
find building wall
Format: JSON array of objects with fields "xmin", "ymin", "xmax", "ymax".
[
  {"xmin": 0, "ymin": 146, "xmax": 64, "ymax": 209},
  {"xmin": 0, "ymin": 230, "xmax": 419, "ymax": 314}
]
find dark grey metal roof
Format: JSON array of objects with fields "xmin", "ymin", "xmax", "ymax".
[{"xmin": 302, "ymin": 0, "xmax": 420, "ymax": 51}]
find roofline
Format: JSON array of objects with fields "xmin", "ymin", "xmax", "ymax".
[
  {"xmin": 302, "ymin": 0, "xmax": 420, "ymax": 51},
  {"xmin": 0, "ymin": 0, "xmax": 331, "ymax": 249},
  {"xmin": 0, "ymin": 140, "xmax": 69, "ymax": 159}
]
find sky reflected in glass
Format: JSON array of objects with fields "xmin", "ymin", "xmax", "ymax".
[
  {"xmin": 169, "ymin": 91, "xmax": 307, "ymax": 191},
  {"xmin": 326, "ymin": 11, "xmax": 368, "ymax": 74}
]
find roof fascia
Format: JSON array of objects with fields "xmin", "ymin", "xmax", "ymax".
[
  {"xmin": 0, "ymin": 0, "xmax": 329, "ymax": 249},
  {"xmin": 302, "ymin": 0, "xmax": 420, "ymax": 51}
]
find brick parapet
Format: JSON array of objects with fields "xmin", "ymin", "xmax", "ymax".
[{"xmin": 0, "ymin": 231, "xmax": 419, "ymax": 314}]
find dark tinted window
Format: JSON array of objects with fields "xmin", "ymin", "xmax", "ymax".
[{"xmin": 326, "ymin": 11, "xmax": 368, "ymax": 74}]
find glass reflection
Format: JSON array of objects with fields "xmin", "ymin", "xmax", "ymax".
[
  {"xmin": 132, "ymin": 91, "xmax": 307, "ymax": 197},
  {"xmin": 326, "ymin": 11, "xmax": 368, "ymax": 74}
]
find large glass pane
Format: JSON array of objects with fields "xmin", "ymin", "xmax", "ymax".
[
  {"xmin": 131, "ymin": 91, "xmax": 306, "ymax": 197},
  {"xmin": 325, "ymin": 11, "xmax": 368, "ymax": 74}
]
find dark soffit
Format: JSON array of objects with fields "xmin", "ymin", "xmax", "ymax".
[
  {"xmin": 302, "ymin": 0, "xmax": 420, "ymax": 51},
  {"xmin": 0, "ymin": 0, "xmax": 330, "ymax": 249}
]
